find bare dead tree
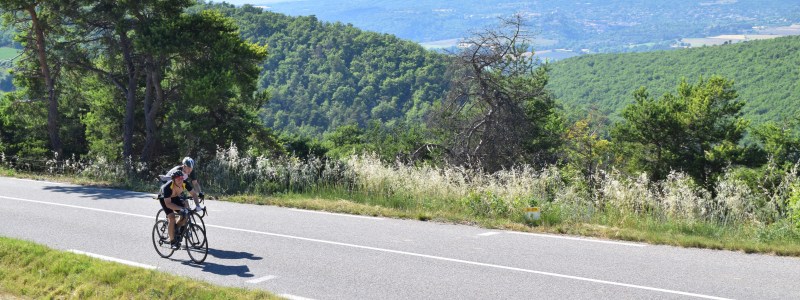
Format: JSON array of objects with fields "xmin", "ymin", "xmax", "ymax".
[{"xmin": 429, "ymin": 13, "xmax": 558, "ymax": 172}]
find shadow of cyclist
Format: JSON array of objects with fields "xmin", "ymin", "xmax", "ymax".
[
  {"xmin": 208, "ymin": 248, "xmax": 263, "ymax": 260},
  {"xmin": 43, "ymin": 185, "xmax": 145, "ymax": 200},
  {"xmin": 180, "ymin": 260, "xmax": 256, "ymax": 277}
]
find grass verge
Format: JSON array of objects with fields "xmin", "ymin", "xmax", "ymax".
[
  {"xmin": 0, "ymin": 236, "xmax": 280, "ymax": 299},
  {"xmin": 225, "ymin": 192, "xmax": 800, "ymax": 256}
]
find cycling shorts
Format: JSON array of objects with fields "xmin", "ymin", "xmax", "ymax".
[{"xmin": 159, "ymin": 196, "xmax": 187, "ymax": 215}]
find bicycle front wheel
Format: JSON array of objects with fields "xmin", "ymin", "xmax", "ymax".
[
  {"xmin": 197, "ymin": 207, "xmax": 206, "ymax": 218},
  {"xmin": 184, "ymin": 224, "xmax": 208, "ymax": 263},
  {"xmin": 152, "ymin": 220, "xmax": 175, "ymax": 258},
  {"xmin": 190, "ymin": 213, "xmax": 206, "ymax": 232},
  {"xmin": 155, "ymin": 209, "xmax": 166, "ymax": 222}
]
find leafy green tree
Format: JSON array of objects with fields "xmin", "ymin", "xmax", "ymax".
[
  {"xmin": 57, "ymin": 0, "xmax": 200, "ymax": 161},
  {"xmin": 322, "ymin": 124, "xmax": 364, "ymax": 159},
  {"xmin": 752, "ymin": 119, "xmax": 800, "ymax": 167},
  {"xmin": 613, "ymin": 76, "xmax": 748, "ymax": 185},
  {"xmin": 138, "ymin": 10, "xmax": 271, "ymax": 161},
  {"xmin": 562, "ymin": 110, "xmax": 613, "ymax": 181},
  {"xmin": 1, "ymin": 0, "xmax": 63, "ymax": 155},
  {"xmin": 0, "ymin": 91, "xmax": 47, "ymax": 158},
  {"xmin": 52, "ymin": 1, "xmax": 274, "ymax": 163}
]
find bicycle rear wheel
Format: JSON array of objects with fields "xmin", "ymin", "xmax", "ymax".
[
  {"xmin": 152, "ymin": 220, "xmax": 175, "ymax": 258},
  {"xmin": 184, "ymin": 224, "xmax": 208, "ymax": 263}
]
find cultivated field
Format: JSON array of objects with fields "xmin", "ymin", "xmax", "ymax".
[{"xmin": 681, "ymin": 24, "xmax": 800, "ymax": 47}]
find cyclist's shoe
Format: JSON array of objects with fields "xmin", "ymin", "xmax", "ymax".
[
  {"xmin": 170, "ymin": 240, "xmax": 181, "ymax": 249},
  {"xmin": 194, "ymin": 205, "xmax": 205, "ymax": 212}
]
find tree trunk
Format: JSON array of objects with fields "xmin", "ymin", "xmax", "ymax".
[
  {"xmin": 118, "ymin": 29, "xmax": 137, "ymax": 160},
  {"xmin": 26, "ymin": 4, "xmax": 62, "ymax": 156},
  {"xmin": 141, "ymin": 57, "xmax": 159, "ymax": 163}
]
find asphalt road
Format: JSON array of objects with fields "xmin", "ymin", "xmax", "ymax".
[{"xmin": 1, "ymin": 176, "xmax": 799, "ymax": 300}]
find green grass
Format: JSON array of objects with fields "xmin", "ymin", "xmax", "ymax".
[
  {"xmin": 228, "ymin": 191, "xmax": 800, "ymax": 256},
  {"xmin": 0, "ymin": 236, "xmax": 281, "ymax": 300},
  {"xmin": 0, "ymin": 47, "xmax": 19, "ymax": 61}
]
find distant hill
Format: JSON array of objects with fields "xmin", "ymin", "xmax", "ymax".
[
  {"xmin": 198, "ymin": 3, "xmax": 450, "ymax": 136},
  {"xmin": 243, "ymin": 0, "xmax": 800, "ymax": 53},
  {"xmin": 547, "ymin": 35, "xmax": 800, "ymax": 126}
]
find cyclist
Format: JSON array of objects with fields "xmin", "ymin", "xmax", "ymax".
[
  {"xmin": 158, "ymin": 170, "xmax": 191, "ymax": 249},
  {"xmin": 163, "ymin": 157, "xmax": 204, "ymax": 212}
]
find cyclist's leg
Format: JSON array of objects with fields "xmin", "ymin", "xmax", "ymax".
[
  {"xmin": 167, "ymin": 213, "xmax": 177, "ymax": 242},
  {"xmin": 173, "ymin": 197, "xmax": 189, "ymax": 227},
  {"xmin": 159, "ymin": 197, "xmax": 177, "ymax": 242}
]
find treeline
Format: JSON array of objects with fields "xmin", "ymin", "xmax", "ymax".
[
  {"xmin": 548, "ymin": 36, "xmax": 800, "ymax": 126},
  {"xmin": 197, "ymin": 2, "xmax": 450, "ymax": 137},
  {"xmin": 2, "ymin": 1, "xmax": 800, "ymax": 195},
  {"xmin": 0, "ymin": 0, "xmax": 273, "ymax": 166}
]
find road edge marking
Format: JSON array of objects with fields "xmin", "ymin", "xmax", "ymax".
[
  {"xmin": 506, "ymin": 231, "xmax": 646, "ymax": 247},
  {"xmin": 247, "ymin": 275, "xmax": 277, "ymax": 284},
  {"xmin": 0, "ymin": 196, "xmax": 152, "ymax": 219},
  {"xmin": 209, "ymin": 223, "xmax": 730, "ymax": 300},
  {"xmin": 68, "ymin": 250, "xmax": 157, "ymax": 270},
  {"xmin": 289, "ymin": 208, "xmax": 383, "ymax": 220},
  {"xmin": 280, "ymin": 294, "xmax": 316, "ymax": 300}
]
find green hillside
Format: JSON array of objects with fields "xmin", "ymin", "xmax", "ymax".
[
  {"xmin": 548, "ymin": 36, "xmax": 800, "ymax": 125},
  {"xmin": 199, "ymin": 3, "xmax": 450, "ymax": 137}
]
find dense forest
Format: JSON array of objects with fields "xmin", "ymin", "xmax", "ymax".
[
  {"xmin": 548, "ymin": 35, "xmax": 800, "ymax": 126},
  {"xmin": 195, "ymin": 3, "xmax": 450, "ymax": 137},
  {"xmin": 2, "ymin": 1, "xmax": 800, "ymax": 182}
]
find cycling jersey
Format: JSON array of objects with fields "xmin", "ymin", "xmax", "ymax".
[
  {"xmin": 158, "ymin": 179, "xmax": 193, "ymax": 215},
  {"xmin": 165, "ymin": 165, "xmax": 198, "ymax": 189}
]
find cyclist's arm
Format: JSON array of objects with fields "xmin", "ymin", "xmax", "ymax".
[
  {"xmin": 191, "ymin": 179, "xmax": 202, "ymax": 194},
  {"xmin": 188, "ymin": 180, "xmax": 201, "ymax": 204},
  {"xmin": 164, "ymin": 198, "xmax": 184, "ymax": 211}
]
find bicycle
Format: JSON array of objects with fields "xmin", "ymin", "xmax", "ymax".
[{"xmin": 152, "ymin": 208, "xmax": 208, "ymax": 264}]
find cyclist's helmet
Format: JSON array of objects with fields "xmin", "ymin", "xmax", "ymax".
[
  {"xmin": 169, "ymin": 170, "xmax": 184, "ymax": 179},
  {"xmin": 182, "ymin": 157, "xmax": 195, "ymax": 168}
]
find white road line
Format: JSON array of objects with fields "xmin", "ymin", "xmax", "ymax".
[
  {"xmin": 0, "ymin": 196, "xmax": 153, "ymax": 219},
  {"xmin": 1, "ymin": 195, "xmax": 727, "ymax": 299},
  {"xmin": 478, "ymin": 232, "xmax": 501, "ymax": 236},
  {"xmin": 68, "ymin": 250, "xmax": 157, "ymax": 270},
  {"xmin": 207, "ymin": 225, "xmax": 727, "ymax": 300},
  {"xmin": 289, "ymin": 208, "xmax": 383, "ymax": 220},
  {"xmin": 507, "ymin": 231, "xmax": 646, "ymax": 247},
  {"xmin": 280, "ymin": 294, "xmax": 316, "ymax": 300},
  {"xmin": 246, "ymin": 275, "xmax": 277, "ymax": 284}
]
